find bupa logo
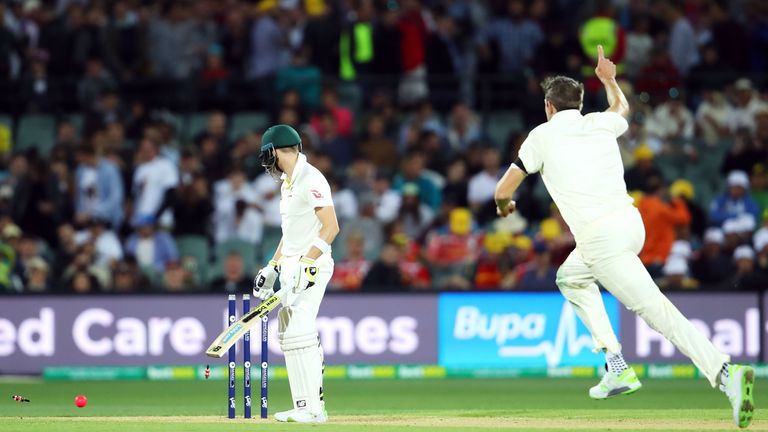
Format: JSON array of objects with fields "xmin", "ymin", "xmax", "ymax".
[{"xmin": 439, "ymin": 293, "xmax": 619, "ymax": 368}]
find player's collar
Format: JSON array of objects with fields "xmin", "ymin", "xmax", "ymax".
[
  {"xmin": 551, "ymin": 109, "xmax": 582, "ymax": 121},
  {"xmin": 281, "ymin": 153, "xmax": 307, "ymax": 186}
]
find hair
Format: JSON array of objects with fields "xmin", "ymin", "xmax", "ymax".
[{"xmin": 541, "ymin": 76, "xmax": 584, "ymax": 111}]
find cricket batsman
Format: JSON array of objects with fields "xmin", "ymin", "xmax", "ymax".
[
  {"xmin": 252, "ymin": 124, "xmax": 338, "ymax": 423},
  {"xmin": 494, "ymin": 46, "xmax": 755, "ymax": 429}
]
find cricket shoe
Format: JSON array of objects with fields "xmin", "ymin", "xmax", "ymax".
[
  {"xmin": 274, "ymin": 408, "xmax": 328, "ymax": 423},
  {"xmin": 720, "ymin": 364, "xmax": 755, "ymax": 429},
  {"xmin": 589, "ymin": 367, "xmax": 642, "ymax": 399}
]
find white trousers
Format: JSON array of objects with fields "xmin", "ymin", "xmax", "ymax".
[
  {"xmin": 277, "ymin": 254, "xmax": 332, "ymax": 413},
  {"xmin": 556, "ymin": 206, "xmax": 729, "ymax": 386}
]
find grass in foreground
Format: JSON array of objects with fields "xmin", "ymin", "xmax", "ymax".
[{"xmin": 0, "ymin": 378, "xmax": 762, "ymax": 431}]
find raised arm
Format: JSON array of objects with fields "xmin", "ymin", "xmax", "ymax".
[
  {"xmin": 595, "ymin": 45, "xmax": 629, "ymax": 119},
  {"xmin": 494, "ymin": 165, "xmax": 527, "ymax": 217}
]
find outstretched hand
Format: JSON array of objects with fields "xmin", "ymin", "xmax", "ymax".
[{"xmin": 594, "ymin": 45, "xmax": 616, "ymax": 82}]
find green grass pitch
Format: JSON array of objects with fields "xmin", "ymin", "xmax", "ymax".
[{"xmin": 0, "ymin": 378, "xmax": 762, "ymax": 431}]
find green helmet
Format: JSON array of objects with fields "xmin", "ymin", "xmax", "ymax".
[{"xmin": 259, "ymin": 124, "xmax": 302, "ymax": 179}]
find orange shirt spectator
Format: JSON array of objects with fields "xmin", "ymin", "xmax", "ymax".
[{"xmin": 638, "ymin": 179, "xmax": 691, "ymax": 266}]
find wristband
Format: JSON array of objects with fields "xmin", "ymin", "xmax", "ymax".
[
  {"xmin": 311, "ymin": 238, "xmax": 331, "ymax": 255},
  {"xmin": 268, "ymin": 259, "xmax": 279, "ymax": 269},
  {"xmin": 299, "ymin": 256, "xmax": 316, "ymax": 265}
]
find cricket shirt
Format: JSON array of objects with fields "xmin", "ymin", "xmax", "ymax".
[{"xmin": 279, "ymin": 153, "xmax": 334, "ymax": 257}]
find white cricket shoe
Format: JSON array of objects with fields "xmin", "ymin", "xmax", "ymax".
[
  {"xmin": 720, "ymin": 364, "xmax": 755, "ymax": 429},
  {"xmin": 274, "ymin": 408, "xmax": 328, "ymax": 423},
  {"xmin": 589, "ymin": 367, "xmax": 642, "ymax": 399}
]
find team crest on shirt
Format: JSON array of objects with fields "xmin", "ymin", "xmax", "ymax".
[{"xmin": 311, "ymin": 189, "xmax": 323, "ymax": 199}]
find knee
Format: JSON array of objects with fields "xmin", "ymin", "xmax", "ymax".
[{"xmin": 277, "ymin": 306, "xmax": 319, "ymax": 351}]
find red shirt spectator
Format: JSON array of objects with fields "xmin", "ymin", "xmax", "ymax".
[{"xmin": 398, "ymin": 2, "xmax": 428, "ymax": 72}]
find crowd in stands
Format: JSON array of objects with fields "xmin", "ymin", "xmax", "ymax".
[{"xmin": 1, "ymin": 0, "xmax": 768, "ymax": 293}]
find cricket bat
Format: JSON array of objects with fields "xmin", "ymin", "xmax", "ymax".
[{"xmin": 206, "ymin": 291, "xmax": 283, "ymax": 358}]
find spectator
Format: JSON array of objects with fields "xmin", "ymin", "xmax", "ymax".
[
  {"xmin": 359, "ymin": 115, "xmax": 398, "ymax": 171},
  {"xmin": 657, "ymin": 255, "xmax": 698, "ymax": 290},
  {"xmin": 330, "ymin": 232, "xmax": 371, "ymax": 291},
  {"xmin": 21, "ymin": 54, "xmax": 59, "ymax": 112},
  {"xmin": 213, "ymin": 167, "xmax": 261, "ymax": 245},
  {"xmin": 124, "ymin": 216, "xmax": 178, "ymax": 274},
  {"xmin": 199, "ymin": 44, "xmax": 230, "ymax": 108},
  {"xmin": 730, "ymin": 245, "xmax": 767, "ymax": 291},
  {"xmin": 195, "ymin": 111, "xmax": 229, "ymax": 146},
  {"xmin": 754, "ymin": 229, "xmax": 768, "ymax": 275},
  {"xmin": 696, "ymin": 91, "xmax": 734, "ymax": 146},
  {"xmin": 624, "ymin": 16, "xmax": 653, "ymax": 79},
  {"xmin": 397, "ymin": 182, "xmax": 434, "ymax": 240},
  {"xmin": 425, "ymin": 10, "xmax": 462, "ymax": 110},
  {"xmin": 638, "ymin": 177, "xmax": 691, "ymax": 276},
  {"xmin": 314, "ymin": 112, "xmax": 353, "ymax": 167},
  {"xmin": 372, "ymin": 173, "xmax": 401, "ymax": 224},
  {"xmin": 729, "ymin": 78, "xmax": 768, "ymax": 133},
  {"xmin": 161, "ymin": 260, "xmax": 190, "ymax": 292},
  {"xmin": 424, "ymin": 207, "xmax": 481, "ymax": 289},
  {"xmin": 691, "ymin": 228, "xmax": 733, "ymax": 287},
  {"xmin": 647, "ymin": 93, "xmax": 694, "ymax": 144},
  {"xmin": 362, "ymin": 242, "xmax": 404, "ymax": 291},
  {"xmin": 371, "ymin": 5, "xmax": 402, "ymax": 80},
  {"xmin": 393, "ymin": 151, "xmax": 442, "ymax": 211},
  {"xmin": 112, "ymin": 257, "xmax": 150, "ymax": 293},
  {"xmin": 276, "ymin": 48, "xmax": 322, "ymax": 109},
  {"xmin": 131, "ymin": 137, "xmax": 179, "ymax": 225},
  {"xmin": 329, "ymin": 176, "xmax": 358, "ymax": 223},
  {"xmin": 670, "ymin": 179, "xmax": 706, "ymax": 239},
  {"xmin": 397, "ymin": 0, "xmax": 429, "ymax": 104},
  {"xmin": 474, "ymin": 232, "xmax": 510, "ymax": 290},
  {"xmin": 398, "ymin": 101, "xmax": 445, "ymax": 152},
  {"xmin": 476, "ymin": 0, "xmax": 543, "ymax": 75},
  {"xmin": 210, "ymin": 252, "xmax": 250, "ymax": 293},
  {"xmin": 517, "ymin": 241, "xmax": 557, "ymax": 291},
  {"xmin": 253, "ymin": 170, "xmax": 282, "ymax": 229},
  {"xmin": 707, "ymin": 0, "xmax": 748, "ymax": 72},
  {"xmin": 149, "ymin": 1, "xmax": 200, "ymax": 79},
  {"xmin": 709, "ymin": 170, "xmax": 761, "ymax": 226},
  {"xmin": 77, "ymin": 58, "xmax": 116, "ymax": 111},
  {"xmin": 65, "ymin": 270, "xmax": 101, "ymax": 294},
  {"xmin": 173, "ymin": 174, "xmax": 213, "ymax": 237},
  {"xmin": 659, "ymin": 0, "xmax": 698, "ymax": 76},
  {"xmin": 24, "ymin": 256, "xmax": 50, "ymax": 292},
  {"xmin": 75, "ymin": 218, "xmax": 123, "ymax": 267},
  {"xmin": 310, "ymin": 87, "xmax": 354, "ymax": 137},
  {"xmin": 751, "ymin": 165, "xmax": 768, "ymax": 216},
  {"xmin": 102, "ymin": 0, "xmax": 147, "ymax": 81},
  {"xmin": 624, "ymin": 145, "xmax": 663, "ymax": 193},
  {"xmin": 442, "ymin": 158, "xmax": 469, "ymax": 208},
  {"xmin": 0, "ymin": 224, "xmax": 21, "ymax": 291},
  {"xmin": 721, "ymin": 127, "xmax": 767, "ymax": 175},
  {"xmin": 687, "ymin": 44, "xmax": 736, "ymax": 94},
  {"xmin": 468, "ymin": 147, "xmax": 502, "ymax": 224},
  {"xmin": 75, "ymin": 143, "xmax": 124, "ymax": 230},
  {"xmin": 446, "ymin": 103, "xmax": 483, "ymax": 152},
  {"xmin": 338, "ymin": 193, "xmax": 383, "ymax": 261}
]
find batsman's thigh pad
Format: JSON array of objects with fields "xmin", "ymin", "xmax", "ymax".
[{"xmin": 278, "ymin": 305, "xmax": 319, "ymax": 350}]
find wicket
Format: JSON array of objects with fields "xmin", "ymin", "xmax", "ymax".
[{"xmin": 226, "ymin": 294, "xmax": 268, "ymax": 419}]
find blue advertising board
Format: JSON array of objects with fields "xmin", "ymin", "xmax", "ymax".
[{"xmin": 438, "ymin": 292, "xmax": 620, "ymax": 368}]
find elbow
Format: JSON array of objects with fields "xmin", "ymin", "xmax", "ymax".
[{"xmin": 619, "ymin": 101, "xmax": 631, "ymax": 118}]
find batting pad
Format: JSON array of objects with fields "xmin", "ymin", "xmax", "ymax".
[{"xmin": 279, "ymin": 307, "xmax": 324, "ymax": 414}]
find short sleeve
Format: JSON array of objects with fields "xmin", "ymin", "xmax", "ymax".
[
  {"xmin": 307, "ymin": 173, "xmax": 334, "ymax": 208},
  {"xmin": 598, "ymin": 111, "xmax": 629, "ymax": 137},
  {"xmin": 517, "ymin": 132, "xmax": 543, "ymax": 174}
]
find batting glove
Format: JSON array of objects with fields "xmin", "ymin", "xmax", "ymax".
[
  {"xmin": 253, "ymin": 260, "xmax": 279, "ymax": 300},
  {"xmin": 294, "ymin": 256, "xmax": 318, "ymax": 293}
]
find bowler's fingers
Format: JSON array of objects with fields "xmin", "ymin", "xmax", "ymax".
[{"xmin": 597, "ymin": 44, "xmax": 604, "ymax": 60}]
